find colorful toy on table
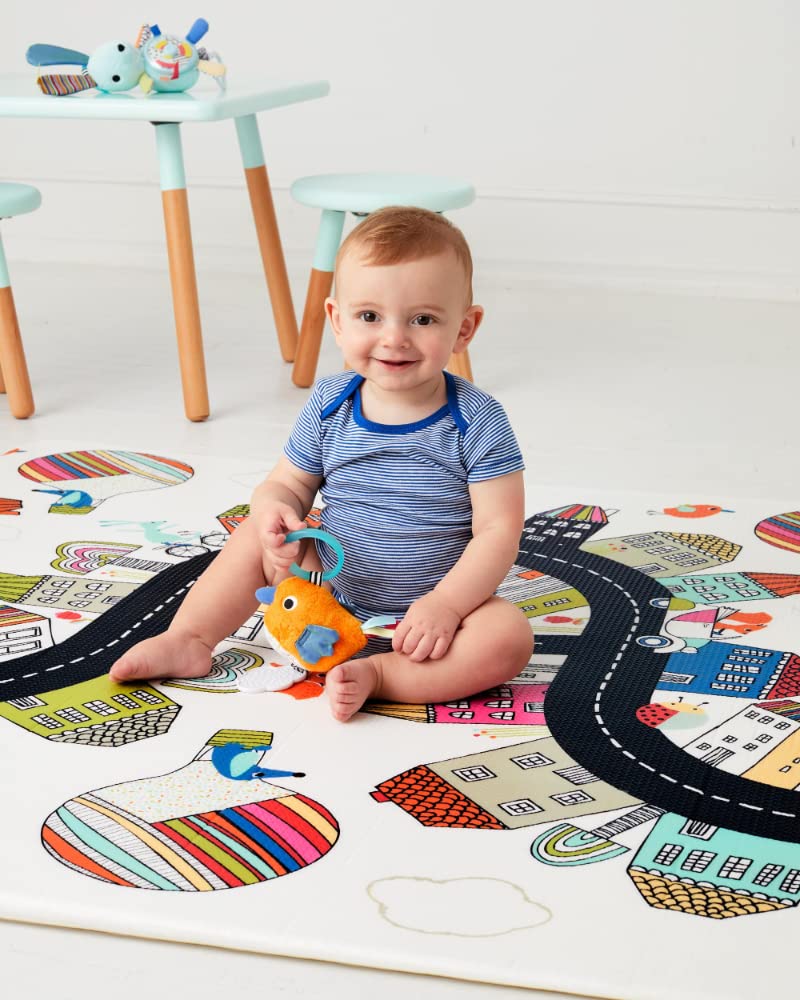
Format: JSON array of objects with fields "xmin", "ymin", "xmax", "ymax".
[
  {"xmin": 238, "ymin": 528, "xmax": 399, "ymax": 694},
  {"xmin": 26, "ymin": 19, "xmax": 226, "ymax": 97}
]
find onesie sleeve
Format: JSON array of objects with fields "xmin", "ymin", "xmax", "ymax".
[
  {"xmin": 283, "ymin": 383, "xmax": 324, "ymax": 475},
  {"xmin": 462, "ymin": 398, "xmax": 525, "ymax": 483}
]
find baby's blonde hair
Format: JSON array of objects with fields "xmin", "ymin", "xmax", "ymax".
[{"xmin": 336, "ymin": 206, "xmax": 474, "ymax": 304}]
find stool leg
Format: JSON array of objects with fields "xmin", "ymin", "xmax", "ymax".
[
  {"xmin": 446, "ymin": 349, "xmax": 473, "ymax": 382},
  {"xmin": 235, "ymin": 114, "xmax": 298, "ymax": 363},
  {"xmin": 155, "ymin": 123, "xmax": 209, "ymax": 422},
  {"xmin": 0, "ymin": 233, "xmax": 34, "ymax": 418},
  {"xmin": 292, "ymin": 209, "xmax": 345, "ymax": 388}
]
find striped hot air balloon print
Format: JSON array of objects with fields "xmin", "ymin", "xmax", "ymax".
[
  {"xmin": 41, "ymin": 730, "xmax": 339, "ymax": 890},
  {"xmin": 19, "ymin": 450, "xmax": 193, "ymax": 514},
  {"xmin": 755, "ymin": 512, "xmax": 800, "ymax": 554}
]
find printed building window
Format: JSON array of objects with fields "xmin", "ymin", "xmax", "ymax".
[
  {"xmin": 780, "ymin": 765, "xmax": 792, "ymax": 774},
  {"xmin": 550, "ymin": 791, "xmax": 593, "ymax": 807},
  {"xmin": 743, "ymin": 743, "xmax": 758, "ymax": 751},
  {"xmin": 756, "ymin": 734, "xmax": 772, "ymax": 744},
  {"xmin": 31, "ymin": 713, "xmax": 62, "ymax": 730},
  {"xmin": 7, "ymin": 695, "xmax": 45, "ymax": 710},
  {"xmin": 485, "ymin": 699, "xmax": 513, "ymax": 709},
  {"xmin": 55, "ymin": 707, "xmax": 90, "ymax": 724},
  {"xmin": 553, "ymin": 765, "xmax": 599, "ymax": 785},
  {"xmin": 489, "ymin": 711, "xmax": 515, "ymax": 720},
  {"xmin": 654, "ymin": 844, "xmax": 682, "ymax": 866},
  {"xmin": 510, "ymin": 753, "xmax": 554, "ymax": 769},
  {"xmin": 696, "ymin": 743, "xmax": 712, "ymax": 751},
  {"xmin": 448, "ymin": 711, "xmax": 475, "ymax": 719},
  {"xmin": 444, "ymin": 700, "xmax": 471, "ymax": 709},
  {"xmin": 131, "ymin": 689, "xmax": 163, "ymax": 705},
  {"xmin": 718, "ymin": 856, "xmax": 752, "ymax": 880},
  {"xmin": 776, "ymin": 722, "xmax": 791, "ymax": 731},
  {"xmin": 780, "ymin": 870, "xmax": 800, "ymax": 894},
  {"xmin": 754, "ymin": 863, "xmax": 783, "ymax": 887},
  {"xmin": 498, "ymin": 798, "xmax": 543, "ymax": 817},
  {"xmin": 83, "ymin": 700, "xmax": 118, "ymax": 717},
  {"xmin": 451, "ymin": 766, "xmax": 497, "ymax": 782},
  {"xmin": 745, "ymin": 710, "xmax": 760, "ymax": 719},
  {"xmin": 112, "ymin": 694, "xmax": 140, "ymax": 710},
  {"xmin": 682, "ymin": 850, "xmax": 716, "ymax": 874},
  {"xmin": 680, "ymin": 820, "xmax": 717, "ymax": 840},
  {"xmin": 722, "ymin": 735, "xmax": 738, "ymax": 744}
]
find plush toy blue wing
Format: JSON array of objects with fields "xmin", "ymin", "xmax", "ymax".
[{"xmin": 26, "ymin": 44, "xmax": 90, "ymax": 67}]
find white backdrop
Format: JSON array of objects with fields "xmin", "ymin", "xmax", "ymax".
[{"xmin": 2, "ymin": 0, "xmax": 799, "ymax": 297}]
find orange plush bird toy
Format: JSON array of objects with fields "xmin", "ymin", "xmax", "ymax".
[{"xmin": 240, "ymin": 528, "xmax": 398, "ymax": 694}]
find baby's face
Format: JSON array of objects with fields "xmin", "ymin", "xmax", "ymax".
[{"xmin": 327, "ymin": 250, "xmax": 480, "ymax": 396}]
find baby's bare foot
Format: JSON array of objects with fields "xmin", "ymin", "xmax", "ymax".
[
  {"xmin": 326, "ymin": 658, "xmax": 380, "ymax": 722},
  {"xmin": 110, "ymin": 630, "xmax": 213, "ymax": 683}
]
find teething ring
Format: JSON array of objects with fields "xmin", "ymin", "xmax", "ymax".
[{"xmin": 285, "ymin": 527, "xmax": 345, "ymax": 582}]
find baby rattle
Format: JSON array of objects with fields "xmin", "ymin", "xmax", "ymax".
[{"xmin": 238, "ymin": 528, "xmax": 398, "ymax": 694}]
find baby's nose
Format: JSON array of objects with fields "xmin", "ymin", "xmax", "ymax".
[{"xmin": 381, "ymin": 320, "xmax": 410, "ymax": 344}]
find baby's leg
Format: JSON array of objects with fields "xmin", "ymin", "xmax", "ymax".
[
  {"xmin": 110, "ymin": 518, "xmax": 322, "ymax": 683},
  {"xmin": 326, "ymin": 597, "xmax": 533, "ymax": 722}
]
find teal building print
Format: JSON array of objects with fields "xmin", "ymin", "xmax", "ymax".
[{"xmin": 628, "ymin": 812, "xmax": 800, "ymax": 918}]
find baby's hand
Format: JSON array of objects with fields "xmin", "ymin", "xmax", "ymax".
[
  {"xmin": 392, "ymin": 593, "xmax": 461, "ymax": 663},
  {"xmin": 256, "ymin": 502, "xmax": 307, "ymax": 579}
]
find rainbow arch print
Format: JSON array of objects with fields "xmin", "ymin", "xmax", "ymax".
[
  {"xmin": 41, "ymin": 729, "xmax": 339, "ymax": 890},
  {"xmin": 19, "ymin": 450, "xmax": 194, "ymax": 514}
]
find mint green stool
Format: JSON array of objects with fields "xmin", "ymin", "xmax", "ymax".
[
  {"xmin": 0, "ymin": 183, "xmax": 40, "ymax": 418},
  {"xmin": 290, "ymin": 173, "xmax": 475, "ymax": 387}
]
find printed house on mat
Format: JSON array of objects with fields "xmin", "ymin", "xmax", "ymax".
[
  {"xmin": 372, "ymin": 736, "xmax": 636, "ymax": 829},
  {"xmin": 658, "ymin": 643, "xmax": 800, "ymax": 699},
  {"xmin": 0, "ymin": 571, "xmax": 137, "ymax": 613},
  {"xmin": 580, "ymin": 531, "xmax": 741, "ymax": 576},
  {"xmin": 628, "ymin": 812, "xmax": 800, "ymax": 919},
  {"xmin": 682, "ymin": 699, "xmax": 800, "ymax": 783},
  {"xmin": 522, "ymin": 504, "xmax": 610, "ymax": 549},
  {"xmin": 660, "ymin": 571, "xmax": 800, "ymax": 605},
  {"xmin": 0, "ymin": 676, "xmax": 179, "ymax": 745},
  {"xmin": 0, "ymin": 603, "xmax": 54, "ymax": 659}
]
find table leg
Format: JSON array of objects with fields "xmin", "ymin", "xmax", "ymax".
[
  {"xmin": 0, "ymin": 233, "xmax": 34, "ymax": 418},
  {"xmin": 235, "ymin": 114, "xmax": 298, "ymax": 363},
  {"xmin": 154, "ymin": 123, "xmax": 209, "ymax": 422}
]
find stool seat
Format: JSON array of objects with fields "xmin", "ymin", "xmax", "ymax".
[
  {"xmin": 291, "ymin": 173, "xmax": 475, "ymax": 215},
  {"xmin": 0, "ymin": 183, "xmax": 41, "ymax": 219}
]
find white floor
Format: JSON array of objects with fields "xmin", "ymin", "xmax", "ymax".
[{"xmin": 2, "ymin": 258, "xmax": 798, "ymax": 999}]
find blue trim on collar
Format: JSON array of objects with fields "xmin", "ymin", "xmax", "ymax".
[
  {"xmin": 320, "ymin": 373, "xmax": 364, "ymax": 420},
  {"xmin": 353, "ymin": 386, "xmax": 450, "ymax": 434},
  {"xmin": 444, "ymin": 371, "xmax": 468, "ymax": 435},
  {"xmin": 320, "ymin": 370, "xmax": 467, "ymax": 436}
]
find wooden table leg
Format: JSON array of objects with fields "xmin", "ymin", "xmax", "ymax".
[
  {"xmin": 235, "ymin": 114, "xmax": 298, "ymax": 363},
  {"xmin": 154, "ymin": 123, "xmax": 209, "ymax": 422},
  {"xmin": 0, "ymin": 234, "xmax": 33, "ymax": 418}
]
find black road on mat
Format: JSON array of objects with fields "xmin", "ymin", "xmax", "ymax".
[
  {"xmin": 518, "ymin": 536, "xmax": 800, "ymax": 844},
  {"xmin": 0, "ymin": 552, "xmax": 218, "ymax": 701}
]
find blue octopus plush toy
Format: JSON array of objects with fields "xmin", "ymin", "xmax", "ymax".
[{"xmin": 26, "ymin": 19, "xmax": 226, "ymax": 97}]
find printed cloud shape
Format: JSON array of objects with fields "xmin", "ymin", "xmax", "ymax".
[{"xmin": 368, "ymin": 876, "xmax": 551, "ymax": 937}]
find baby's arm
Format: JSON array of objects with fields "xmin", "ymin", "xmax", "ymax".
[
  {"xmin": 392, "ymin": 471, "xmax": 524, "ymax": 662},
  {"xmin": 110, "ymin": 457, "xmax": 322, "ymax": 682}
]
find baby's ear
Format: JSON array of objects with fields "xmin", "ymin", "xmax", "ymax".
[
  {"xmin": 455, "ymin": 305, "xmax": 484, "ymax": 350},
  {"xmin": 325, "ymin": 297, "xmax": 342, "ymax": 334}
]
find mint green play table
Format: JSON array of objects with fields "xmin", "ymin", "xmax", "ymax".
[{"xmin": 0, "ymin": 73, "xmax": 330, "ymax": 420}]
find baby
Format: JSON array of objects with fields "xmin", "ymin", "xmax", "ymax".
[{"xmin": 110, "ymin": 206, "xmax": 533, "ymax": 720}]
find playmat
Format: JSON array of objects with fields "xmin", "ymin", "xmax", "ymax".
[{"xmin": 1, "ymin": 445, "xmax": 800, "ymax": 1000}]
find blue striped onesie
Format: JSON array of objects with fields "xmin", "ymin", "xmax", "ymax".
[{"xmin": 284, "ymin": 370, "xmax": 525, "ymax": 625}]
